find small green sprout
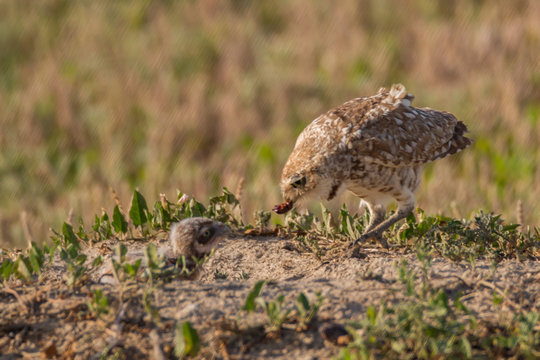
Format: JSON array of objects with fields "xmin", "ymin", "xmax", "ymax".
[
  {"xmin": 88, "ymin": 289, "xmax": 110, "ymax": 318},
  {"xmin": 295, "ymin": 292, "xmax": 324, "ymax": 331},
  {"xmin": 175, "ymin": 321, "xmax": 201, "ymax": 358}
]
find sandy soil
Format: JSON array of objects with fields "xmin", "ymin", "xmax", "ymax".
[{"xmin": 0, "ymin": 233, "xmax": 539, "ymax": 359}]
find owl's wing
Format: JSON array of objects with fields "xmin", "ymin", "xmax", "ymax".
[
  {"xmin": 337, "ymin": 85, "xmax": 470, "ymax": 167},
  {"xmin": 355, "ymin": 108, "xmax": 468, "ymax": 167}
]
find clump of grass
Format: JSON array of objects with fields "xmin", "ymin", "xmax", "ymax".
[
  {"xmin": 88, "ymin": 289, "xmax": 110, "ymax": 319},
  {"xmin": 253, "ymin": 210, "xmax": 272, "ymax": 231},
  {"xmin": 395, "ymin": 209, "xmax": 539, "ymax": 261},
  {"xmin": 295, "ymin": 292, "xmax": 324, "ymax": 331},
  {"xmin": 143, "ymin": 243, "xmax": 215, "ymax": 284},
  {"xmin": 3, "ymin": 241, "xmax": 54, "ymax": 283},
  {"xmin": 142, "ymin": 287, "xmax": 162, "ymax": 325},
  {"xmin": 0, "ymin": 188, "xmax": 242, "ymax": 288},
  {"xmin": 239, "ymin": 280, "xmax": 324, "ymax": 336},
  {"xmin": 282, "ymin": 204, "xmax": 538, "ymax": 261},
  {"xmin": 111, "ymin": 243, "xmax": 142, "ymax": 284},
  {"xmin": 339, "ymin": 250, "xmax": 540, "ymax": 359},
  {"xmin": 214, "ymin": 268, "xmax": 228, "ymax": 280},
  {"xmin": 50, "ymin": 223, "xmax": 88, "ymax": 287},
  {"xmin": 257, "ymin": 293, "xmax": 291, "ymax": 334}
]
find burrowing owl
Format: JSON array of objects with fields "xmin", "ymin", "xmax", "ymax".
[
  {"xmin": 168, "ymin": 217, "xmax": 230, "ymax": 261},
  {"xmin": 274, "ymin": 84, "xmax": 471, "ymax": 248},
  {"xmin": 98, "ymin": 217, "xmax": 229, "ymax": 282}
]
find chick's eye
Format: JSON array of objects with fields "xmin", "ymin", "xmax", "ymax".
[
  {"xmin": 198, "ymin": 227, "xmax": 215, "ymax": 244},
  {"xmin": 291, "ymin": 177, "xmax": 306, "ymax": 189}
]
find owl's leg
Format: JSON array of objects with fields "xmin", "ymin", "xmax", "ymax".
[
  {"xmin": 364, "ymin": 202, "xmax": 386, "ymax": 233},
  {"xmin": 352, "ymin": 191, "xmax": 415, "ymax": 249}
]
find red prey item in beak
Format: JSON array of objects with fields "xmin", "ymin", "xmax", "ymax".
[{"xmin": 272, "ymin": 201, "xmax": 293, "ymax": 214}]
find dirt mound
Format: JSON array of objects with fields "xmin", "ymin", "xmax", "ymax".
[{"xmin": 1, "ymin": 234, "xmax": 539, "ymax": 359}]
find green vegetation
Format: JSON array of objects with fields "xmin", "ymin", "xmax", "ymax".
[
  {"xmin": 0, "ymin": 189, "xmax": 537, "ymax": 287},
  {"xmin": 295, "ymin": 292, "xmax": 324, "ymax": 331},
  {"xmin": 285, "ymin": 205, "xmax": 538, "ymax": 262},
  {"xmin": 0, "ymin": 189, "xmax": 538, "ymax": 358},
  {"xmin": 0, "ymin": 189, "xmax": 241, "ymax": 289},
  {"xmin": 339, "ymin": 250, "xmax": 540, "ymax": 359},
  {"xmin": 175, "ymin": 321, "xmax": 201, "ymax": 359},
  {"xmin": 88, "ymin": 289, "xmax": 110, "ymax": 319},
  {"xmin": 1, "ymin": 0, "xmax": 540, "ymax": 247},
  {"xmin": 239, "ymin": 280, "xmax": 324, "ymax": 335}
]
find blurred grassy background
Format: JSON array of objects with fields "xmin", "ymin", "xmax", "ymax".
[{"xmin": 1, "ymin": 0, "xmax": 539, "ymax": 247}]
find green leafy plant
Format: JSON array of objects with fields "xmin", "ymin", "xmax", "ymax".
[
  {"xmin": 150, "ymin": 198, "xmax": 172, "ymax": 230},
  {"xmin": 52, "ymin": 225, "xmax": 87, "ymax": 287},
  {"xmin": 256, "ymin": 294, "xmax": 291, "ymax": 333},
  {"xmin": 143, "ymin": 243, "xmax": 166, "ymax": 283},
  {"xmin": 254, "ymin": 210, "xmax": 271, "ymax": 231},
  {"xmin": 9, "ymin": 242, "xmax": 50, "ymax": 282},
  {"xmin": 143, "ymin": 288, "xmax": 161, "ymax": 324},
  {"xmin": 237, "ymin": 270, "xmax": 251, "ymax": 280},
  {"xmin": 61, "ymin": 222, "xmax": 81, "ymax": 250},
  {"xmin": 295, "ymin": 292, "xmax": 324, "ymax": 331},
  {"xmin": 112, "ymin": 205, "xmax": 128, "ymax": 235},
  {"xmin": 175, "ymin": 321, "xmax": 201, "ymax": 358},
  {"xmin": 0, "ymin": 258, "xmax": 14, "ymax": 282},
  {"xmin": 242, "ymin": 280, "xmax": 266, "ymax": 312},
  {"xmin": 111, "ymin": 243, "xmax": 142, "ymax": 283},
  {"xmin": 338, "ymin": 204, "xmax": 365, "ymax": 239},
  {"xmin": 129, "ymin": 189, "xmax": 149, "ymax": 229},
  {"xmin": 214, "ymin": 269, "xmax": 228, "ymax": 280},
  {"xmin": 242, "ymin": 281, "xmax": 322, "ymax": 334},
  {"xmin": 93, "ymin": 211, "xmax": 113, "ymax": 241},
  {"xmin": 88, "ymin": 289, "xmax": 110, "ymax": 318},
  {"xmin": 514, "ymin": 312, "xmax": 540, "ymax": 359},
  {"xmin": 206, "ymin": 187, "xmax": 243, "ymax": 226},
  {"xmin": 59, "ymin": 245, "xmax": 87, "ymax": 287}
]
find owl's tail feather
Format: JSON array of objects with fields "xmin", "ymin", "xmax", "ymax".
[
  {"xmin": 435, "ymin": 121, "xmax": 472, "ymax": 160},
  {"xmin": 447, "ymin": 121, "xmax": 472, "ymax": 155}
]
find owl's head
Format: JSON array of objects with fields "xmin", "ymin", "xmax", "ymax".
[
  {"xmin": 276, "ymin": 161, "xmax": 335, "ymax": 214},
  {"xmin": 169, "ymin": 217, "xmax": 230, "ymax": 258}
]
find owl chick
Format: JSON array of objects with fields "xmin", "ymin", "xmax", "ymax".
[
  {"xmin": 169, "ymin": 217, "xmax": 230, "ymax": 261},
  {"xmin": 98, "ymin": 217, "xmax": 229, "ymax": 283},
  {"xmin": 274, "ymin": 84, "xmax": 471, "ymax": 248},
  {"xmin": 166, "ymin": 217, "xmax": 230, "ymax": 278}
]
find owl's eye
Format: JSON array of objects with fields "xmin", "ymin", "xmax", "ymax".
[
  {"xmin": 198, "ymin": 227, "xmax": 215, "ymax": 244},
  {"xmin": 291, "ymin": 177, "xmax": 306, "ymax": 189}
]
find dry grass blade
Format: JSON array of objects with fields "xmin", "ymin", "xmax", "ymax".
[
  {"xmin": 2, "ymin": 281, "xmax": 29, "ymax": 313},
  {"xmin": 150, "ymin": 329, "xmax": 166, "ymax": 360}
]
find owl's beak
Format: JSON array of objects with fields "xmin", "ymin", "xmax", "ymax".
[{"xmin": 217, "ymin": 223, "xmax": 231, "ymax": 236}]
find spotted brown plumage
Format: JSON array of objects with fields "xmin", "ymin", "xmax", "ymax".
[{"xmin": 276, "ymin": 84, "xmax": 471, "ymax": 248}]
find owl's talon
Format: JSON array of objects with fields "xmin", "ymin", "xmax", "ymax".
[
  {"xmin": 350, "ymin": 232, "xmax": 389, "ymax": 249},
  {"xmin": 349, "ymin": 234, "xmax": 369, "ymax": 249},
  {"xmin": 377, "ymin": 235, "xmax": 389, "ymax": 250}
]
